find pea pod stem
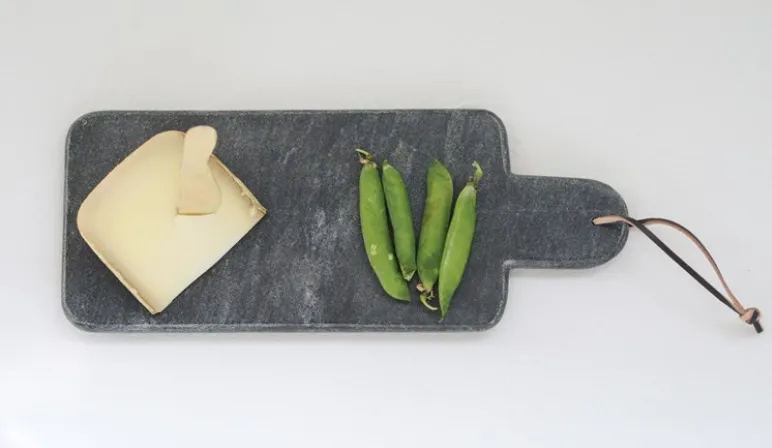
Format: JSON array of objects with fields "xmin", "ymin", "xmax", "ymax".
[
  {"xmin": 416, "ymin": 282, "xmax": 439, "ymax": 311},
  {"xmin": 356, "ymin": 148, "xmax": 372, "ymax": 161},
  {"xmin": 471, "ymin": 161, "xmax": 483, "ymax": 187},
  {"xmin": 420, "ymin": 291, "xmax": 438, "ymax": 311}
]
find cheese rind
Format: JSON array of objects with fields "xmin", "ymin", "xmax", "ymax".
[{"xmin": 76, "ymin": 130, "xmax": 266, "ymax": 314}]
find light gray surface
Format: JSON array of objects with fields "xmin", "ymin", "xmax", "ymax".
[
  {"xmin": 62, "ymin": 109, "xmax": 628, "ymax": 332},
  {"xmin": 5, "ymin": 3, "xmax": 772, "ymax": 446}
]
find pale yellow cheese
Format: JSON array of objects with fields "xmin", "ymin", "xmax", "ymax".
[
  {"xmin": 76, "ymin": 130, "xmax": 266, "ymax": 314},
  {"xmin": 177, "ymin": 126, "xmax": 222, "ymax": 215}
]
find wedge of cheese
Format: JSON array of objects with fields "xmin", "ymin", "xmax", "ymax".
[{"xmin": 76, "ymin": 128, "xmax": 266, "ymax": 314}]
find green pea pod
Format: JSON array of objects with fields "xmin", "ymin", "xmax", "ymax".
[
  {"xmin": 417, "ymin": 159, "xmax": 454, "ymax": 299},
  {"xmin": 438, "ymin": 162, "xmax": 483, "ymax": 319},
  {"xmin": 382, "ymin": 160, "xmax": 417, "ymax": 281},
  {"xmin": 357, "ymin": 149, "xmax": 411, "ymax": 301}
]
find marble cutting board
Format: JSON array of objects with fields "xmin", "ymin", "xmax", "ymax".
[{"xmin": 61, "ymin": 109, "xmax": 628, "ymax": 332}]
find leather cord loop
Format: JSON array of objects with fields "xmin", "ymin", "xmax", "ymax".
[{"xmin": 593, "ymin": 215, "xmax": 762, "ymax": 334}]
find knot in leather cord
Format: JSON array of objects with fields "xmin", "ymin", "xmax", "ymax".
[{"xmin": 741, "ymin": 308, "xmax": 763, "ymax": 333}]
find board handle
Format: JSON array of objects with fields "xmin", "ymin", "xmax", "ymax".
[{"xmin": 497, "ymin": 175, "xmax": 628, "ymax": 269}]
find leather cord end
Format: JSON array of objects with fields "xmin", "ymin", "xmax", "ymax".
[{"xmin": 741, "ymin": 308, "xmax": 763, "ymax": 334}]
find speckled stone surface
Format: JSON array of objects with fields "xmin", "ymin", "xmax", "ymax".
[{"xmin": 62, "ymin": 109, "xmax": 628, "ymax": 332}]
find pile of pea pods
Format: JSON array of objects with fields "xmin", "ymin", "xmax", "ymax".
[{"xmin": 356, "ymin": 149, "xmax": 483, "ymax": 319}]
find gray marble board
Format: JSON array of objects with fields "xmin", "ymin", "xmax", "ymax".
[{"xmin": 62, "ymin": 109, "xmax": 629, "ymax": 332}]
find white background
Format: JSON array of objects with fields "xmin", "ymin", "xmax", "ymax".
[{"xmin": 1, "ymin": 1, "xmax": 770, "ymax": 447}]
